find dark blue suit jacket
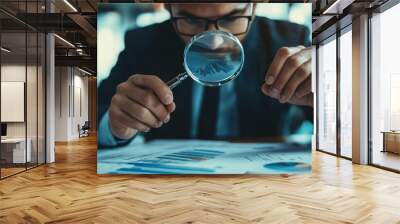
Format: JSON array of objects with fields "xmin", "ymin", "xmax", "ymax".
[{"xmin": 98, "ymin": 17, "xmax": 313, "ymax": 144}]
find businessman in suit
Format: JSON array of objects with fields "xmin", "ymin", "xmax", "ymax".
[{"xmin": 98, "ymin": 3, "xmax": 313, "ymax": 147}]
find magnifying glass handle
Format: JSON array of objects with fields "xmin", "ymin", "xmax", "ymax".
[{"xmin": 167, "ymin": 72, "xmax": 189, "ymax": 90}]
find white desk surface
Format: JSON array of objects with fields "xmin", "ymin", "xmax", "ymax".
[{"xmin": 1, "ymin": 138, "xmax": 27, "ymax": 143}]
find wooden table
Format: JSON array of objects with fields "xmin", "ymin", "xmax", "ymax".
[{"xmin": 381, "ymin": 131, "xmax": 400, "ymax": 154}]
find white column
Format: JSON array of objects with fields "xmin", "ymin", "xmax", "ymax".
[
  {"xmin": 312, "ymin": 45, "xmax": 317, "ymax": 151},
  {"xmin": 45, "ymin": 1, "xmax": 55, "ymax": 163},
  {"xmin": 46, "ymin": 33, "xmax": 55, "ymax": 163},
  {"xmin": 352, "ymin": 14, "xmax": 369, "ymax": 164}
]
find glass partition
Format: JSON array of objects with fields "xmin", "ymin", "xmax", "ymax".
[
  {"xmin": 1, "ymin": 31, "xmax": 28, "ymax": 177},
  {"xmin": 27, "ymin": 31, "xmax": 38, "ymax": 169},
  {"xmin": 0, "ymin": 1, "xmax": 46, "ymax": 179}
]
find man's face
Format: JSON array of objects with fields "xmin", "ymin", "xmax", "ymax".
[{"xmin": 168, "ymin": 3, "xmax": 254, "ymax": 43}]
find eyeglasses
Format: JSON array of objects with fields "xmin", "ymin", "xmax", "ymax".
[{"xmin": 170, "ymin": 5, "xmax": 253, "ymax": 36}]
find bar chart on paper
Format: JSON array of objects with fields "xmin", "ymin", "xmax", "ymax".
[{"xmin": 98, "ymin": 140, "xmax": 312, "ymax": 174}]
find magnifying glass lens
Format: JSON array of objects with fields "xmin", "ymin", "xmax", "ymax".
[
  {"xmin": 184, "ymin": 31, "xmax": 244, "ymax": 86},
  {"xmin": 168, "ymin": 30, "xmax": 244, "ymax": 89}
]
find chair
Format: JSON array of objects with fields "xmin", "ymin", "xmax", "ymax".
[{"xmin": 78, "ymin": 121, "xmax": 90, "ymax": 138}]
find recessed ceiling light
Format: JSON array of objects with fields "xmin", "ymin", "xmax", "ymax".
[
  {"xmin": 54, "ymin": 34, "xmax": 75, "ymax": 48},
  {"xmin": 77, "ymin": 67, "xmax": 92, "ymax": 76},
  {"xmin": 322, "ymin": 0, "xmax": 353, "ymax": 15},
  {"xmin": 63, "ymin": 0, "xmax": 78, "ymax": 12}
]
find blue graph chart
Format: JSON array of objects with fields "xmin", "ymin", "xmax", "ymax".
[{"xmin": 98, "ymin": 140, "xmax": 312, "ymax": 174}]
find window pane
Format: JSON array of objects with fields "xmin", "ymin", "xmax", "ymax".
[
  {"xmin": 340, "ymin": 29, "xmax": 352, "ymax": 158},
  {"xmin": 318, "ymin": 37, "xmax": 337, "ymax": 154},
  {"xmin": 371, "ymin": 3, "xmax": 400, "ymax": 171},
  {"xmin": 27, "ymin": 31, "xmax": 38, "ymax": 169}
]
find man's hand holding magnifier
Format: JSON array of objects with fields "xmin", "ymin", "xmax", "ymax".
[
  {"xmin": 261, "ymin": 46, "xmax": 313, "ymax": 107},
  {"xmin": 108, "ymin": 75, "xmax": 176, "ymax": 140}
]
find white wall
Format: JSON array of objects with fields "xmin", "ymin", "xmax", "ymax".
[
  {"xmin": 72, "ymin": 73, "xmax": 89, "ymax": 138},
  {"xmin": 55, "ymin": 67, "xmax": 89, "ymax": 141},
  {"xmin": 1, "ymin": 82, "xmax": 25, "ymax": 122},
  {"xmin": 55, "ymin": 66, "xmax": 69, "ymax": 141}
]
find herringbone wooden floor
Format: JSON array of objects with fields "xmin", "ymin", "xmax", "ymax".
[{"xmin": 1, "ymin": 135, "xmax": 400, "ymax": 224}]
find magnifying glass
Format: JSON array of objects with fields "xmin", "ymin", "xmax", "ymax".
[{"xmin": 167, "ymin": 30, "xmax": 245, "ymax": 89}]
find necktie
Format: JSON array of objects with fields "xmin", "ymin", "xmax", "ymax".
[{"xmin": 198, "ymin": 87, "xmax": 220, "ymax": 139}]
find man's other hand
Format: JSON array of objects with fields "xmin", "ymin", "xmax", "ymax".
[{"xmin": 262, "ymin": 46, "xmax": 313, "ymax": 107}]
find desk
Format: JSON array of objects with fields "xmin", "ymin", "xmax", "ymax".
[
  {"xmin": 1, "ymin": 138, "xmax": 31, "ymax": 163},
  {"xmin": 98, "ymin": 140, "xmax": 312, "ymax": 174},
  {"xmin": 382, "ymin": 131, "xmax": 400, "ymax": 154}
]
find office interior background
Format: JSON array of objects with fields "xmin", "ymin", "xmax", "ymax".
[
  {"xmin": 0, "ymin": 0, "xmax": 97, "ymax": 179},
  {"xmin": 0, "ymin": 0, "xmax": 400, "ymax": 223},
  {"xmin": 314, "ymin": 0, "xmax": 400, "ymax": 172}
]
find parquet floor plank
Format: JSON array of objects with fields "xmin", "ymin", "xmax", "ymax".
[{"xmin": 1, "ymin": 135, "xmax": 400, "ymax": 224}]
